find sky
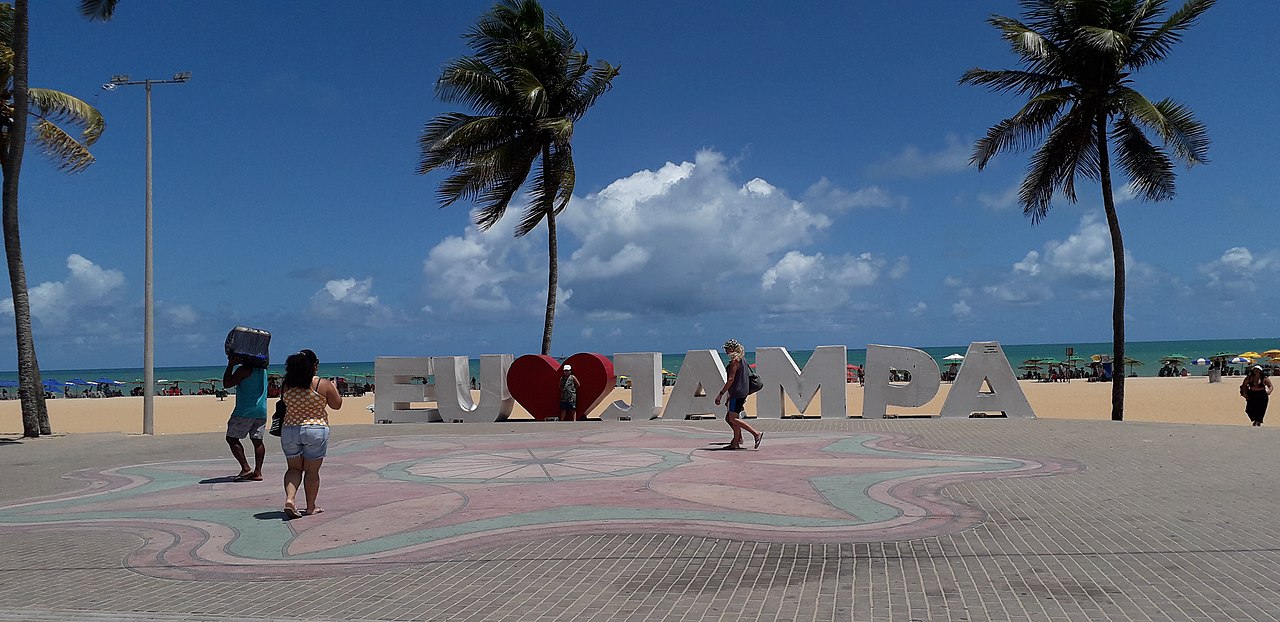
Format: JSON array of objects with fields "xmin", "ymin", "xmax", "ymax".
[{"xmin": 9, "ymin": 1, "xmax": 1279, "ymax": 370}]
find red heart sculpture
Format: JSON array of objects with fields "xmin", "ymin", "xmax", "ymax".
[{"xmin": 507, "ymin": 353, "xmax": 615, "ymax": 421}]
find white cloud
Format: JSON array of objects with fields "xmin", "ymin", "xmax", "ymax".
[
  {"xmin": 308, "ymin": 277, "xmax": 396, "ymax": 327},
  {"xmin": 952, "ymin": 300, "xmax": 972, "ymax": 318},
  {"xmin": 559, "ymin": 149, "xmax": 834, "ymax": 315},
  {"xmin": 868, "ymin": 134, "xmax": 971, "ymax": 179},
  {"xmin": 758, "ymin": 251, "xmax": 884, "ymax": 314},
  {"xmin": 908, "ymin": 301, "xmax": 927, "ymax": 316},
  {"xmin": 1, "ymin": 254, "xmax": 125, "ymax": 325},
  {"xmin": 802, "ymin": 178, "xmax": 908, "ymax": 212},
  {"xmin": 1199, "ymin": 247, "xmax": 1280, "ymax": 301},
  {"xmin": 419, "ymin": 149, "xmax": 896, "ymax": 327},
  {"xmin": 888, "ymin": 256, "xmax": 910, "ymax": 280},
  {"xmin": 164, "ymin": 304, "xmax": 199, "ymax": 327},
  {"xmin": 977, "ymin": 183, "xmax": 1020, "ymax": 211},
  {"xmin": 422, "ymin": 220, "xmax": 532, "ymax": 315}
]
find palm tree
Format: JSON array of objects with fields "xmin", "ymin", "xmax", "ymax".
[
  {"xmin": 1, "ymin": 2, "xmax": 105, "ymax": 436},
  {"xmin": 961, "ymin": 0, "xmax": 1212, "ymax": 421},
  {"xmin": 418, "ymin": 0, "xmax": 618, "ymax": 355}
]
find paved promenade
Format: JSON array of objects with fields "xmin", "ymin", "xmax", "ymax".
[{"xmin": 0, "ymin": 417, "xmax": 1277, "ymax": 621}]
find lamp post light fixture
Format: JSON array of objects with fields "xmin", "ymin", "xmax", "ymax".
[{"xmin": 102, "ymin": 72, "xmax": 190, "ymax": 435}]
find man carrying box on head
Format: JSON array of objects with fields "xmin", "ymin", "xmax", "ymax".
[{"xmin": 224, "ymin": 353, "xmax": 268, "ymax": 481}]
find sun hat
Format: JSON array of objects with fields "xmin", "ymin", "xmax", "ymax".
[{"xmin": 562, "ymin": 364, "xmax": 572, "ymax": 371}]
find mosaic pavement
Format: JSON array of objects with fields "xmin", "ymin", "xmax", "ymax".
[{"xmin": 0, "ymin": 425, "xmax": 1077, "ymax": 581}]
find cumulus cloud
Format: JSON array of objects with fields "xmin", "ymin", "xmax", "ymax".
[
  {"xmin": 758, "ymin": 250, "xmax": 883, "ymax": 313},
  {"xmin": 308, "ymin": 277, "xmax": 397, "ymax": 327},
  {"xmin": 952, "ymin": 300, "xmax": 972, "ymax": 318},
  {"xmin": 951, "ymin": 211, "xmax": 1160, "ymax": 317},
  {"xmin": 1, "ymin": 254, "xmax": 125, "ymax": 325},
  {"xmin": 867, "ymin": 134, "xmax": 971, "ymax": 179},
  {"xmin": 559, "ymin": 150, "xmax": 835, "ymax": 315},
  {"xmin": 1198, "ymin": 247, "xmax": 1280, "ymax": 302},
  {"xmin": 422, "ymin": 218, "xmax": 534, "ymax": 315},
  {"xmin": 419, "ymin": 149, "xmax": 899, "ymax": 328}
]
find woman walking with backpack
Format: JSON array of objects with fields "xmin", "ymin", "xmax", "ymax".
[{"xmin": 714, "ymin": 338, "xmax": 763, "ymax": 450}]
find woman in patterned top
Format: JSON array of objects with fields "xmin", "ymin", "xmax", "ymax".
[{"xmin": 279, "ymin": 349, "xmax": 342, "ymax": 518}]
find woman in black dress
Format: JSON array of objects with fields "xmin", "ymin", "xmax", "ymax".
[{"xmin": 1240, "ymin": 365, "xmax": 1273, "ymax": 426}]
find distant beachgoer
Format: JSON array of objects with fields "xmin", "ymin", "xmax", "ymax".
[
  {"xmin": 1240, "ymin": 365, "xmax": 1273, "ymax": 427},
  {"xmin": 223, "ymin": 353, "xmax": 267, "ymax": 481},
  {"xmin": 559, "ymin": 364, "xmax": 580, "ymax": 421},
  {"xmin": 714, "ymin": 338, "xmax": 763, "ymax": 450},
  {"xmin": 280, "ymin": 349, "xmax": 342, "ymax": 518}
]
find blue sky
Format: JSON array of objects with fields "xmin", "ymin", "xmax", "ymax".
[{"xmin": 9, "ymin": 1, "xmax": 1278, "ymax": 369}]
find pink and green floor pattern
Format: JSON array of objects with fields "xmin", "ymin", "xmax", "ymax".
[{"xmin": 0, "ymin": 426, "xmax": 1080, "ymax": 580}]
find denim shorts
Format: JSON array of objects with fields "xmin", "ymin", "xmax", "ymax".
[{"xmin": 280, "ymin": 424, "xmax": 329, "ymax": 460}]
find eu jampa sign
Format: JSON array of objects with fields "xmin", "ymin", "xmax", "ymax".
[{"xmin": 373, "ymin": 341, "xmax": 1034, "ymax": 423}]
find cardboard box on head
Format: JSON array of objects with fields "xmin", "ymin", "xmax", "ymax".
[{"xmin": 225, "ymin": 326, "xmax": 271, "ymax": 368}]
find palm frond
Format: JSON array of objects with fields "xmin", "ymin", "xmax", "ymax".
[
  {"xmin": 1130, "ymin": 0, "xmax": 1216, "ymax": 68},
  {"xmin": 33, "ymin": 121, "xmax": 95, "ymax": 173},
  {"xmin": 1019, "ymin": 105, "xmax": 1099, "ymax": 222},
  {"xmin": 569, "ymin": 62, "xmax": 620, "ymax": 116},
  {"xmin": 29, "ymin": 88, "xmax": 104, "ymax": 145},
  {"xmin": 510, "ymin": 67, "xmax": 548, "ymax": 117},
  {"xmin": 419, "ymin": 114, "xmax": 529, "ymax": 174},
  {"xmin": 435, "ymin": 57, "xmax": 509, "ymax": 114},
  {"xmin": 970, "ymin": 88, "xmax": 1071, "ymax": 169},
  {"xmin": 0, "ymin": 3, "xmax": 12, "ymax": 47},
  {"xmin": 989, "ymin": 16, "xmax": 1056, "ymax": 61},
  {"xmin": 474, "ymin": 148, "xmax": 538, "ymax": 230},
  {"xmin": 1077, "ymin": 26, "xmax": 1130, "ymax": 56},
  {"xmin": 79, "ymin": 0, "xmax": 118, "ymax": 21},
  {"xmin": 959, "ymin": 68, "xmax": 1063, "ymax": 96},
  {"xmin": 1111, "ymin": 115, "xmax": 1176, "ymax": 201},
  {"xmin": 1116, "ymin": 88, "xmax": 1209, "ymax": 165}
]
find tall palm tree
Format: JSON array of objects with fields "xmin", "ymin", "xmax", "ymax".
[
  {"xmin": 419, "ymin": 0, "xmax": 618, "ymax": 355},
  {"xmin": 961, "ymin": 0, "xmax": 1212, "ymax": 421},
  {"xmin": 1, "ymin": 2, "xmax": 105, "ymax": 436}
]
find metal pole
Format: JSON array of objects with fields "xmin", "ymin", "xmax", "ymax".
[{"xmin": 143, "ymin": 80, "xmax": 154, "ymax": 435}]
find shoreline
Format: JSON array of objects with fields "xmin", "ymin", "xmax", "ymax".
[{"xmin": 0, "ymin": 376, "xmax": 1259, "ymax": 436}]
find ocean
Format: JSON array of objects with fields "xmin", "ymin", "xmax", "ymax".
[{"xmin": 5, "ymin": 338, "xmax": 1274, "ymax": 389}]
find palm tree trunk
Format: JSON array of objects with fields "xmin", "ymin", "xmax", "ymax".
[
  {"xmin": 541, "ymin": 203, "xmax": 558, "ymax": 356},
  {"xmin": 1097, "ymin": 116, "xmax": 1125, "ymax": 421},
  {"xmin": 3, "ymin": 0, "xmax": 49, "ymax": 437},
  {"xmin": 540, "ymin": 147, "xmax": 557, "ymax": 356}
]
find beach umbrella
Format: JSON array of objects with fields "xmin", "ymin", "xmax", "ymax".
[
  {"xmin": 93, "ymin": 377, "xmax": 123, "ymax": 385},
  {"xmin": 1190, "ymin": 358, "xmax": 1209, "ymax": 365},
  {"xmin": 1240, "ymin": 351, "xmax": 1262, "ymax": 360},
  {"xmin": 1229, "ymin": 357, "xmax": 1251, "ymax": 364},
  {"xmin": 0, "ymin": 379, "xmax": 16, "ymax": 388},
  {"xmin": 943, "ymin": 353, "xmax": 965, "ymax": 362},
  {"xmin": 42, "ymin": 379, "xmax": 61, "ymax": 387},
  {"xmin": 1262, "ymin": 349, "xmax": 1280, "ymax": 359}
]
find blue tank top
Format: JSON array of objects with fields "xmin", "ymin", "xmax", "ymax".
[{"xmin": 230, "ymin": 368, "xmax": 268, "ymax": 419}]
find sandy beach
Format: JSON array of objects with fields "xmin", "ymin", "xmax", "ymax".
[{"xmin": 0, "ymin": 375, "xmax": 1260, "ymax": 435}]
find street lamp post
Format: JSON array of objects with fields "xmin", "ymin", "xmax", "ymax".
[{"xmin": 104, "ymin": 72, "xmax": 190, "ymax": 436}]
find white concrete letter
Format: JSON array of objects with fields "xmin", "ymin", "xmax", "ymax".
[
  {"xmin": 756, "ymin": 345, "xmax": 847, "ymax": 418},
  {"xmin": 862, "ymin": 344, "xmax": 941, "ymax": 418},
  {"xmin": 600, "ymin": 352, "xmax": 663, "ymax": 421},
  {"xmin": 432, "ymin": 354, "xmax": 515, "ymax": 422},
  {"xmin": 660, "ymin": 350, "xmax": 727, "ymax": 419},
  {"xmin": 940, "ymin": 341, "xmax": 1035, "ymax": 418},
  {"xmin": 373, "ymin": 356, "xmax": 440, "ymax": 423}
]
